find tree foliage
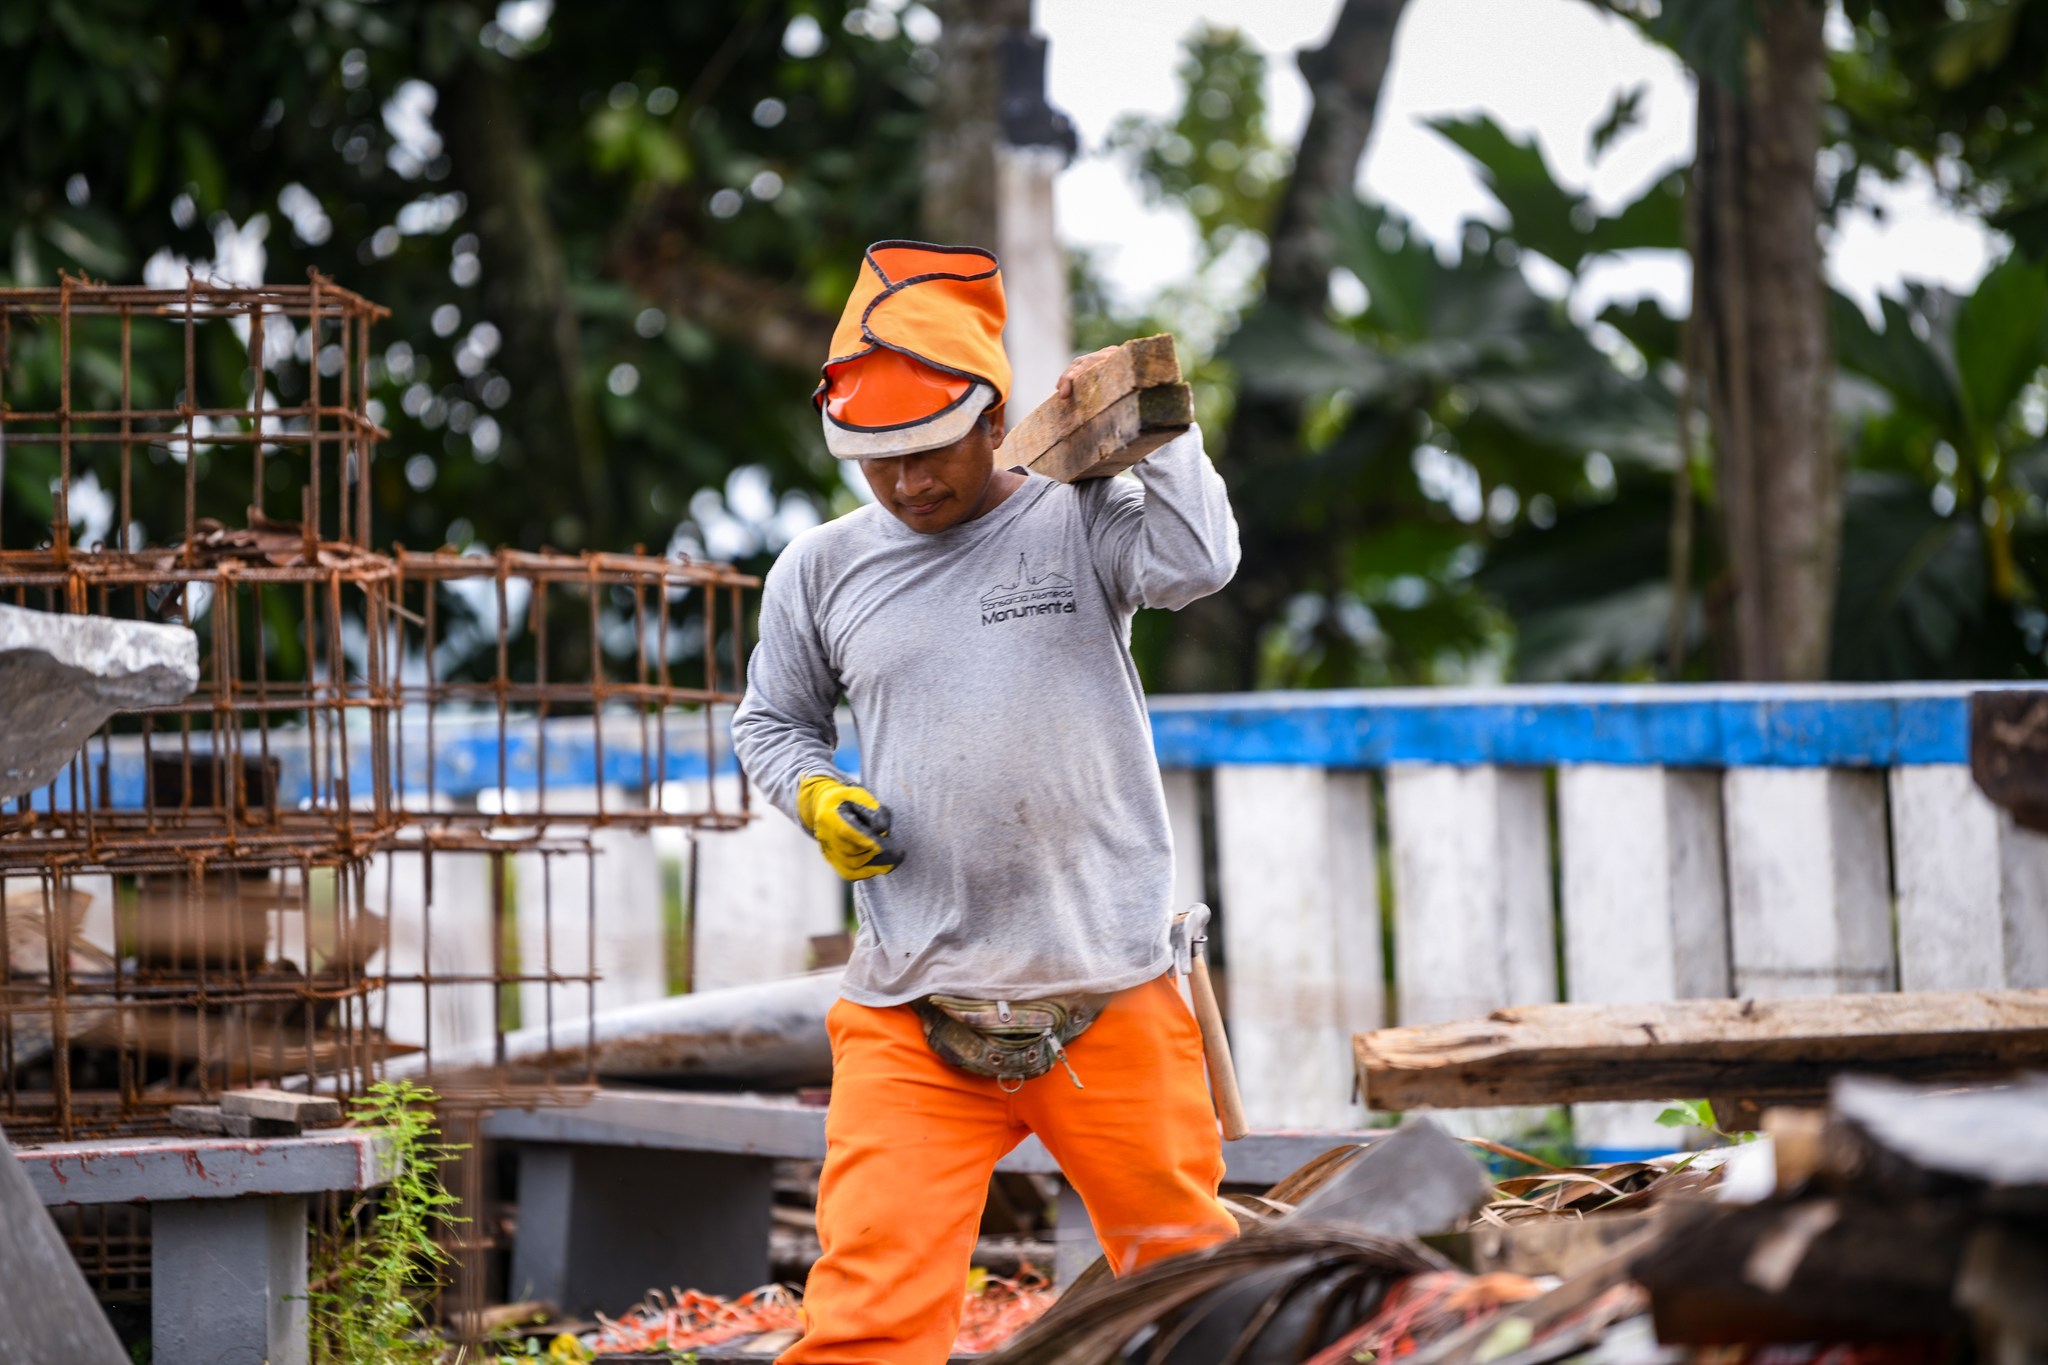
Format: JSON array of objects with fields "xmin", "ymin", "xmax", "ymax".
[
  {"xmin": 1832, "ymin": 0, "xmax": 2048, "ymax": 256},
  {"xmin": 8, "ymin": 2, "xmax": 2048, "ymax": 688},
  {"xmin": 1107, "ymin": 25, "xmax": 1291, "ymax": 265},
  {"xmin": 1, "ymin": 0, "xmax": 933, "ymax": 568}
]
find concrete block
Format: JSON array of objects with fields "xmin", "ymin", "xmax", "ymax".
[
  {"xmin": 167, "ymin": 1105, "xmax": 297, "ymax": 1138},
  {"xmin": 508, "ymin": 1144, "xmax": 773, "ymax": 1319},
  {"xmin": 0, "ymin": 603, "xmax": 198, "ymax": 801},
  {"xmin": 169, "ymin": 1104, "xmax": 229, "ymax": 1135}
]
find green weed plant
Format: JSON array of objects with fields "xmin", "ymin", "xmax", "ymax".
[{"xmin": 309, "ymin": 1081, "xmax": 465, "ymax": 1365}]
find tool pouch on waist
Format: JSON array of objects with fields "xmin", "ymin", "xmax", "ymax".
[{"xmin": 912, "ymin": 993, "xmax": 1108, "ymax": 1089}]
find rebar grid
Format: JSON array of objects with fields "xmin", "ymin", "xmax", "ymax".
[
  {"xmin": 0, "ymin": 271, "xmax": 759, "ymax": 1321},
  {"xmin": 390, "ymin": 548, "xmax": 757, "ymax": 833},
  {"xmin": 0, "ymin": 855, "xmax": 384, "ymax": 1144},
  {"xmin": 0, "ymin": 549, "xmax": 400, "ymax": 868},
  {"xmin": 50, "ymin": 1204, "xmax": 152, "ymax": 1305},
  {"xmin": 0, "ymin": 274, "xmax": 389, "ymax": 558}
]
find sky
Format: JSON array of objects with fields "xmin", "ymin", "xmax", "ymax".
[{"xmin": 1037, "ymin": 0, "xmax": 2005, "ymax": 325}]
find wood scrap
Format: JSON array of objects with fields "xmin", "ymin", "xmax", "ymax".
[
  {"xmin": 1821, "ymin": 1072, "xmax": 2048, "ymax": 1200},
  {"xmin": 220, "ymin": 1086, "xmax": 344, "ymax": 1128},
  {"xmin": 1354, "ymin": 988, "xmax": 2048, "ymax": 1110},
  {"xmin": 1628, "ymin": 1196, "xmax": 1970, "ymax": 1342},
  {"xmin": 447, "ymin": 1300, "xmax": 557, "ymax": 1338},
  {"xmin": 167, "ymin": 1103, "xmax": 300, "ymax": 1138},
  {"xmin": 1460, "ymin": 1212, "xmax": 1659, "ymax": 1279},
  {"xmin": 999, "ymin": 333, "xmax": 1192, "ymax": 482},
  {"xmin": 1970, "ymin": 689, "xmax": 2048, "ymax": 833}
]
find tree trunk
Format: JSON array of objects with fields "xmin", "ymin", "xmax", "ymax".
[
  {"xmin": 1695, "ymin": 3, "xmax": 1837, "ymax": 681},
  {"xmin": 1173, "ymin": 0, "xmax": 1411, "ymax": 691},
  {"xmin": 1264, "ymin": 0, "xmax": 1408, "ymax": 312},
  {"xmin": 443, "ymin": 57, "xmax": 610, "ymax": 546}
]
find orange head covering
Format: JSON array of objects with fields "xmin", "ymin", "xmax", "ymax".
[{"xmin": 815, "ymin": 241, "xmax": 1010, "ymax": 458}]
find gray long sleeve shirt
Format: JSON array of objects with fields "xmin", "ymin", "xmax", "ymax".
[{"xmin": 731, "ymin": 426, "xmax": 1240, "ymax": 1006}]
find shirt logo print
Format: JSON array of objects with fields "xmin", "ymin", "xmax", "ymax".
[{"xmin": 980, "ymin": 552, "xmax": 1076, "ymax": 625}]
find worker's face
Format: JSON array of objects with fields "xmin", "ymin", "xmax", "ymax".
[{"xmin": 858, "ymin": 409, "xmax": 1010, "ymax": 534}]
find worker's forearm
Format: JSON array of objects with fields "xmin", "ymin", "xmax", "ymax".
[
  {"xmin": 732, "ymin": 692, "xmax": 843, "ymax": 825},
  {"xmin": 1125, "ymin": 425, "xmax": 1241, "ymax": 610},
  {"xmin": 732, "ymin": 557, "xmax": 848, "ymax": 823}
]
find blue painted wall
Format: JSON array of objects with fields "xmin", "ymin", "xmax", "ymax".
[{"xmin": 26, "ymin": 684, "xmax": 2033, "ymax": 812}]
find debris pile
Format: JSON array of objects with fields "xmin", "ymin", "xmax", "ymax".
[
  {"xmin": 980, "ymin": 1073, "xmax": 2048, "ymax": 1364},
  {"xmin": 589, "ymin": 1269, "xmax": 1058, "ymax": 1357}
]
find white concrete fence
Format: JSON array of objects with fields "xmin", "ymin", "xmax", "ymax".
[
  {"xmin": 401, "ymin": 686, "xmax": 2048, "ymax": 1152},
  {"xmin": 61, "ymin": 685, "xmax": 2048, "ymax": 1154}
]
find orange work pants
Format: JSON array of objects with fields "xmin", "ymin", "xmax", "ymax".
[{"xmin": 780, "ymin": 973, "xmax": 1238, "ymax": 1365}]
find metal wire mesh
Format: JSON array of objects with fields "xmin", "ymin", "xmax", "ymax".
[
  {"xmin": 2, "ymin": 276, "xmax": 759, "ymax": 1334},
  {"xmin": 388, "ymin": 548, "xmax": 755, "ymax": 834},
  {"xmin": 0, "ymin": 275, "xmax": 387, "ymax": 558},
  {"xmin": 0, "ymin": 856, "xmax": 384, "ymax": 1143},
  {"xmin": 0, "ymin": 550, "xmax": 400, "ymax": 868}
]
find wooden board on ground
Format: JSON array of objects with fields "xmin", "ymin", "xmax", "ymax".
[
  {"xmin": 1354, "ymin": 988, "xmax": 2048, "ymax": 1110},
  {"xmin": 1000, "ymin": 333, "xmax": 1192, "ymax": 483}
]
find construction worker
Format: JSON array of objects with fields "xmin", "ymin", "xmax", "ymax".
[{"xmin": 732, "ymin": 240, "xmax": 1242, "ymax": 1364}]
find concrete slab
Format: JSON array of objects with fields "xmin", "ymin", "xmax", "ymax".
[
  {"xmin": 18, "ymin": 1130, "xmax": 398, "ymax": 1205},
  {"xmin": 481, "ymin": 1087, "xmax": 1378, "ymax": 1187},
  {"xmin": 0, "ymin": 1127, "xmax": 127, "ymax": 1364},
  {"xmin": 0, "ymin": 603, "xmax": 197, "ymax": 801}
]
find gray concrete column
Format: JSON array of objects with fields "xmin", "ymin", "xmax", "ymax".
[
  {"xmin": 509, "ymin": 1144, "xmax": 774, "ymax": 1318},
  {"xmin": 151, "ymin": 1195, "xmax": 308, "ymax": 1365}
]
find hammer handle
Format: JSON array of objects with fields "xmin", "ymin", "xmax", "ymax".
[{"xmin": 1187, "ymin": 954, "xmax": 1250, "ymax": 1141}]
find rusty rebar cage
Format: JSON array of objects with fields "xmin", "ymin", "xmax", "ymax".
[
  {"xmin": 0, "ymin": 276, "xmax": 403, "ymax": 1143},
  {"xmin": 368, "ymin": 829, "xmax": 610, "ymax": 1095},
  {"xmin": 0, "ymin": 549, "xmax": 400, "ymax": 867},
  {"xmin": 0, "ymin": 274, "xmax": 389, "ymax": 558},
  {"xmin": 0, "ymin": 855, "xmax": 385, "ymax": 1143},
  {"xmin": 0, "ymin": 275, "xmax": 758, "ymax": 1258},
  {"xmin": 388, "ymin": 548, "xmax": 756, "ymax": 833}
]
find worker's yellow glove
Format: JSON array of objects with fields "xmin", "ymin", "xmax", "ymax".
[{"xmin": 797, "ymin": 774, "xmax": 905, "ymax": 881}]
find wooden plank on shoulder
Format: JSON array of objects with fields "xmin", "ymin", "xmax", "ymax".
[
  {"xmin": 1000, "ymin": 333, "xmax": 1191, "ymax": 483},
  {"xmin": 1354, "ymin": 988, "xmax": 2048, "ymax": 1110}
]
